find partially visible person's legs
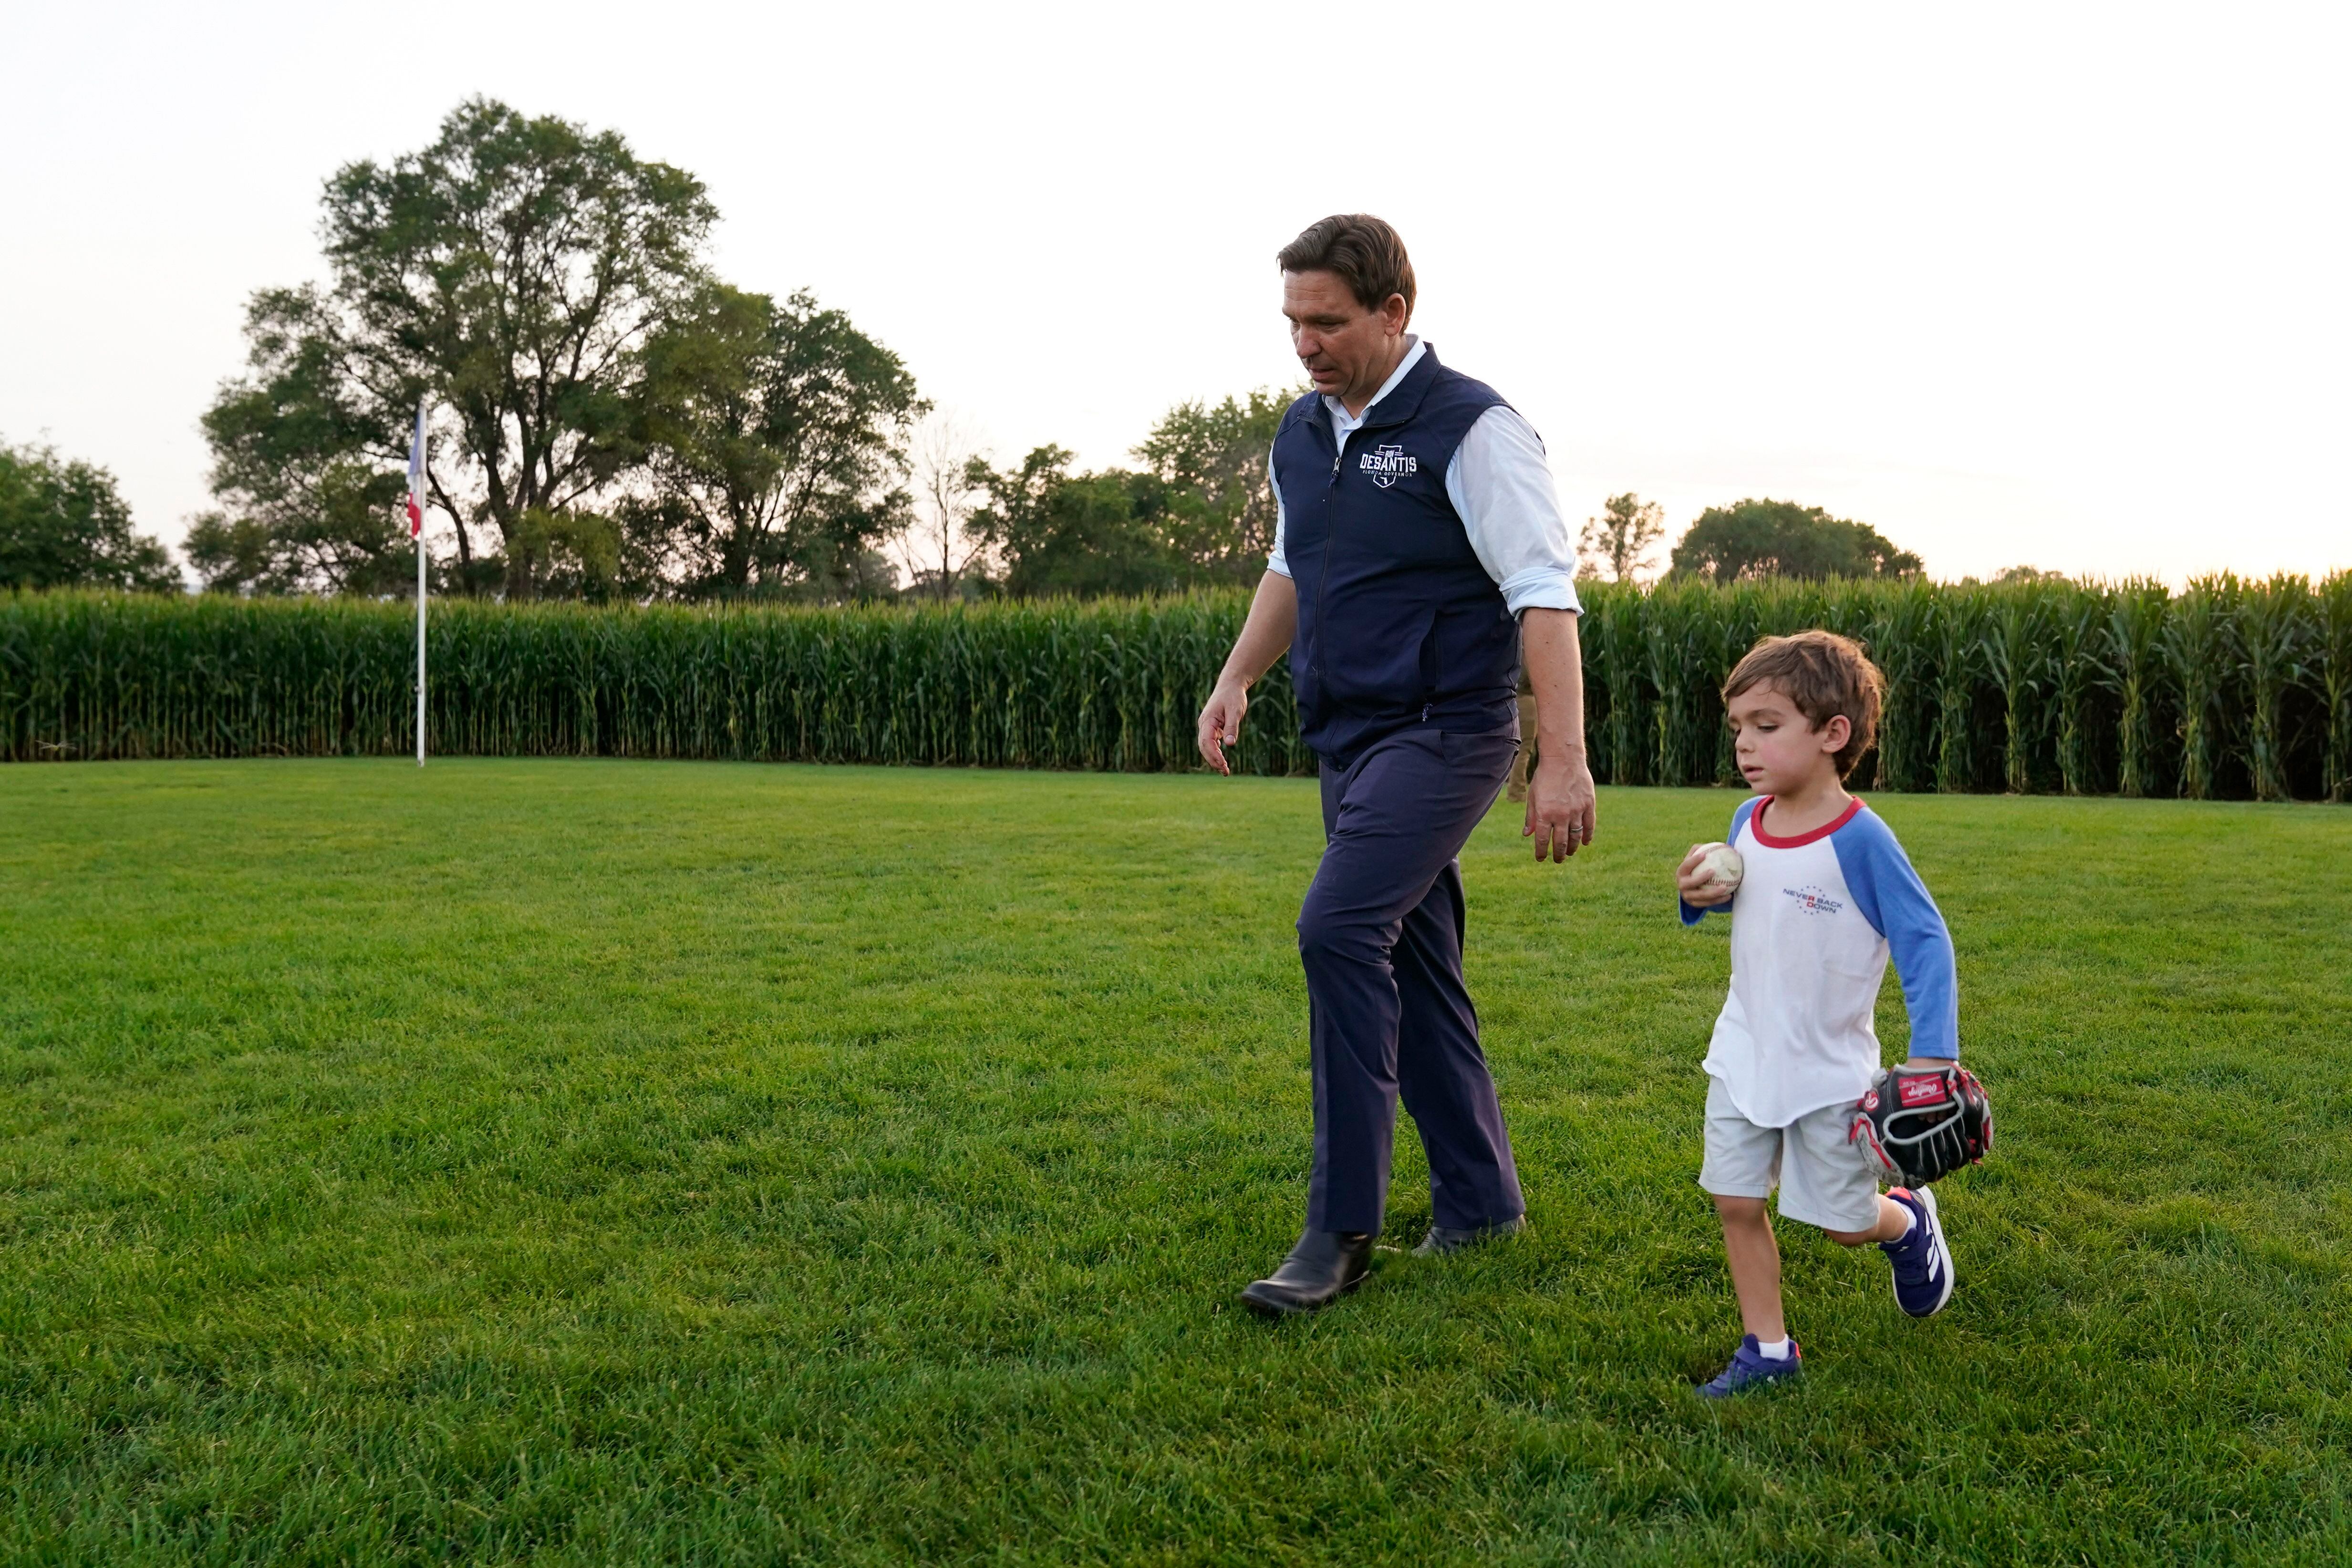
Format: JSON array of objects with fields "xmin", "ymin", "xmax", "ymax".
[
  {"xmin": 1781, "ymin": 1098, "xmax": 1902, "ymax": 1242},
  {"xmin": 1298, "ymin": 728, "xmax": 1518, "ymax": 1235},
  {"xmin": 1780, "ymin": 1098, "xmax": 1955, "ymax": 1318},
  {"xmin": 1817, "ymin": 1199, "xmax": 1915, "ymax": 1247},
  {"xmin": 1713, "ymin": 1195, "xmax": 1786, "ymax": 1342},
  {"xmin": 1391, "ymin": 738, "xmax": 1524, "ymax": 1232},
  {"xmin": 1699, "ymin": 1189, "xmax": 1806, "ymax": 1398},
  {"xmin": 1697, "ymin": 1084, "xmax": 1808, "ymax": 1395},
  {"xmin": 1699, "ymin": 1077, "xmax": 1793, "ymax": 1345}
]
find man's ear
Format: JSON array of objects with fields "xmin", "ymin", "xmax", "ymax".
[
  {"xmin": 1381, "ymin": 292, "xmax": 1410, "ymax": 336},
  {"xmin": 1820, "ymin": 713, "xmax": 1852, "ymax": 754}
]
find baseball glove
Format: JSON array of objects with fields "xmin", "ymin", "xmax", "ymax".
[{"xmin": 1850, "ymin": 1063, "xmax": 1992, "ymax": 1186}]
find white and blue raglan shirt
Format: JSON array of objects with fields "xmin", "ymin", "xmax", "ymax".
[{"xmin": 1680, "ymin": 797, "xmax": 1959, "ymax": 1129}]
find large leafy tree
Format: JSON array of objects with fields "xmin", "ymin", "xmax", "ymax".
[
  {"xmin": 1133, "ymin": 388, "xmax": 1296, "ymax": 583},
  {"xmin": 1669, "ymin": 498, "xmax": 1923, "ymax": 582},
  {"xmin": 961, "ymin": 385, "xmax": 1300, "ymax": 599},
  {"xmin": 967, "ymin": 447, "xmax": 1180, "ymax": 598},
  {"xmin": 1579, "ymin": 491, "xmax": 1665, "ymax": 583},
  {"xmin": 898, "ymin": 411, "xmax": 993, "ymax": 601},
  {"xmin": 205, "ymin": 97, "xmax": 718, "ymax": 598},
  {"xmin": 630, "ymin": 286, "xmax": 923, "ymax": 598},
  {"xmin": 0, "ymin": 439, "xmax": 178, "ymax": 592},
  {"xmin": 185, "ymin": 305, "xmax": 411, "ymax": 595}
]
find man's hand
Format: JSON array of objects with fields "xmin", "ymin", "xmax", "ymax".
[
  {"xmin": 1196, "ymin": 572, "xmax": 1296, "ymax": 776},
  {"xmin": 1197, "ymin": 678, "xmax": 1248, "ymax": 775},
  {"xmin": 1519, "ymin": 609, "xmax": 1593, "ymax": 864},
  {"xmin": 1523, "ymin": 751, "xmax": 1597, "ymax": 862},
  {"xmin": 1675, "ymin": 842, "xmax": 1734, "ymax": 907}
]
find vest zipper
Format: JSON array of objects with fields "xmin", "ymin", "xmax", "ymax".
[{"xmin": 1316, "ymin": 423, "xmax": 1351, "ymax": 689}]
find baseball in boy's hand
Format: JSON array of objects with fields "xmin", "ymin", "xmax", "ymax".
[{"xmin": 1676, "ymin": 841, "xmax": 1743, "ymax": 907}]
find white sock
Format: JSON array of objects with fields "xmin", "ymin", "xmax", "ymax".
[
  {"xmin": 1889, "ymin": 1207, "xmax": 1918, "ymax": 1243},
  {"xmin": 1755, "ymin": 1336, "xmax": 1792, "ymax": 1361}
]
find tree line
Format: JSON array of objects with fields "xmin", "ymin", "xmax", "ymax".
[
  {"xmin": 0, "ymin": 100, "xmax": 1297, "ymax": 606},
  {"xmin": 177, "ymin": 97, "xmax": 1300, "ymax": 606},
  {"xmin": 3, "ymin": 97, "xmax": 1941, "ymax": 604}
]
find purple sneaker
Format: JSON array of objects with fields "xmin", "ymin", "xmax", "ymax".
[
  {"xmin": 1697, "ymin": 1334, "xmax": 1803, "ymax": 1398},
  {"xmin": 1882, "ymin": 1186, "xmax": 1955, "ymax": 1317}
]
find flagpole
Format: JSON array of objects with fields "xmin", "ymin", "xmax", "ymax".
[
  {"xmin": 415, "ymin": 510, "xmax": 426, "ymax": 766},
  {"xmin": 411, "ymin": 396, "xmax": 428, "ymax": 767}
]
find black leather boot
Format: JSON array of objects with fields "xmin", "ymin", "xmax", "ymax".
[
  {"xmin": 1239, "ymin": 1229, "xmax": 1375, "ymax": 1316},
  {"xmin": 1412, "ymin": 1213, "xmax": 1526, "ymax": 1257}
]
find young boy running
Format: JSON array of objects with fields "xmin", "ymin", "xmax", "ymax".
[{"xmin": 1674, "ymin": 630, "xmax": 1960, "ymax": 1397}]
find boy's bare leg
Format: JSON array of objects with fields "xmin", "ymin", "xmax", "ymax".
[
  {"xmin": 1714, "ymin": 1196, "xmax": 1786, "ymax": 1342},
  {"xmin": 1822, "ymin": 1193, "xmax": 1916, "ymax": 1248}
]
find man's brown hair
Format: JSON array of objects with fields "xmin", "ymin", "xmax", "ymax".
[
  {"xmin": 1722, "ymin": 629, "xmax": 1886, "ymax": 779},
  {"xmin": 1277, "ymin": 215, "xmax": 1417, "ymax": 320}
]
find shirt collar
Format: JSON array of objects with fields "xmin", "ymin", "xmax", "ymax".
[{"xmin": 1322, "ymin": 335, "xmax": 1424, "ymax": 428}]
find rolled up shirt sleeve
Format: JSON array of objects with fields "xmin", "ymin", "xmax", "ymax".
[
  {"xmin": 1265, "ymin": 450, "xmax": 1290, "ymax": 578},
  {"xmin": 1445, "ymin": 406, "xmax": 1581, "ymax": 616}
]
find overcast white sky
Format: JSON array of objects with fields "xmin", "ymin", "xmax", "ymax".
[{"xmin": 4, "ymin": 1, "xmax": 2346, "ymax": 586}]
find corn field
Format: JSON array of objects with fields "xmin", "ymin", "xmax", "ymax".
[
  {"xmin": 0, "ymin": 592, "xmax": 1312, "ymax": 777},
  {"xmin": 1573, "ymin": 573, "xmax": 2352, "ymax": 803},
  {"xmin": 4, "ymin": 576, "xmax": 2350, "ymax": 800}
]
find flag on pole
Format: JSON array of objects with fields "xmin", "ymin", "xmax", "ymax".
[
  {"xmin": 406, "ymin": 402, "xmax": 427, "ymax": 537},
  {"xmin": 411, "ymin": 397, "xmax": 427, "ymax": 765}
]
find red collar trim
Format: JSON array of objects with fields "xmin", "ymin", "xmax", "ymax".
[{"xmin": 1749, "ymin": 794, "xmax": 1865, "ymax": 848}]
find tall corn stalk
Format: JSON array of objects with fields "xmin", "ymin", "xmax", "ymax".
[
  {"xmin": 1933, "ymin": 587, "xmax": 1987, "ymax": 794},
  {"xmin": 2165, "ymin": 575, "xmax": 2239, "ymax": 802},
  {"xmin": 1581, "ymin": 582, "xmax": 1649, "ymax": 785},
  {"xmin": 2108, "ymin": 580, "xmax": 2171, "ymax": 798},
  {"xmin": 2323, "ymin": 570, "xmax": 2352, "ymax": 803},
  {"xmin": 1643, "ymin": 578, "xmax": 1715, "ymax": 787},
  {"xmin": 1982, "ymin": 585, "xmax": 2055, "ymax": 794},
  {"xmin": 2049, "ymin": 582, "xmax": 2112, "ymax": 794},
  {"xmin": 1867, "ymin": 579, "xmax": 1938, "ymax": 792},
  {"xmin": 2237, "ymin": 574, "xmax": 2315, "ymax": 803},
  {"xmin": 1711, "ymin": 581, "xmax": 1766, "ymax": 784}
]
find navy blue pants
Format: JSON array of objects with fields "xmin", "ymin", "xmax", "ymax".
[{"xmin": 1299, "ymin": 727, "xmax": 1526, "ymax": 1235}]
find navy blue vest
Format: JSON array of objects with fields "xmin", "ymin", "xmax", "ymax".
[{"xmin": 1273, "ymin": 344, "xmax": 1523, "ymax": 765}]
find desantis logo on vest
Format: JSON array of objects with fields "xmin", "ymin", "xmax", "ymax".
[{"xmin": 1359, "ymin": 444, "xmax": 1419, "ymax": 489}]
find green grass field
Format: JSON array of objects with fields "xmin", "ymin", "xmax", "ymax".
[{"xmin": 3, "ymin": 761, "xmax": 2348, "ymax": 1565}]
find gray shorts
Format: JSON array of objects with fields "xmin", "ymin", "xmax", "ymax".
[{"xmin": 1698, "ymin": 1075, "xmax": 1882, "ymax": 1233}]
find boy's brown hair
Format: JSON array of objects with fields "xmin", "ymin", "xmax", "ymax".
[{"xmin": 1722, "ymin": 630, "xmax": 1885, "ymax": 779}]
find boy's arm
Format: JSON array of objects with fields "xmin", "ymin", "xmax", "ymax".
[
  {"xmin": 1679, "ymin": 798, "xmax": 1759, "ymax": 926},
  {"xmin": 1833, "ymin": 812, "xmax": 1959, "ymax": 1060}
]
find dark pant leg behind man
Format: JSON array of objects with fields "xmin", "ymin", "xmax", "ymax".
[{"xmin": 1298, "ymin": 727, "xmax": 1525, "ymax": 1236}]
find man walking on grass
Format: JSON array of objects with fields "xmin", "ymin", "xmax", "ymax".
[{"xmin": 1196, "ymin": 214, "xmax": 1597, "ymax": 1315}]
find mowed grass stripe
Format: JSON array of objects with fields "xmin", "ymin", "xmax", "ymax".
[{"xmin": 0, "ymin": 761, "xmax": 2347, "ymax": 1565}]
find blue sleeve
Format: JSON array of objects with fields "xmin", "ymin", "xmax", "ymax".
[
  {"xmin": 1831, "ymin": 809, "xmax": 1959, "ymax": 1058},
  {"xmin": 1679, "ymin": 797, "xmax": 1760, "ymax": 927}
]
